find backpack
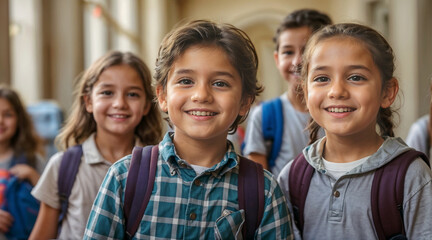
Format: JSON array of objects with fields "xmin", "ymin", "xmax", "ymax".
[
  {"xmin": 123, "ymin": 145, "xmax": 265, "ymax": 239},
  {"xmin": 241, "ymin": 98, "xmax": 283, "ymax": 168},
  {"xmin": 0, "ymin": 155, "xmax": 40, "ymax": 240},
  {"xmin": 57, "ymin": 145, "xmax": 83, "ymax": 231},
  {"xmin": 288, "ymin": 149, "xmax": 429, "ymax": 240}
]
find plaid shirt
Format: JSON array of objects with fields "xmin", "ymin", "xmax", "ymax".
[{"xmin": 84, "ymin": 132, "xmax": 293, "ymax": 239}]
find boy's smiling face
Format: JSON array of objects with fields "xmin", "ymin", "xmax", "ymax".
[
  {"xmin": 157, "ymin": 45, "xmax": 249, "ymax": 143},
  {"xmin": 274, "ymin": 26, "xmax": 312, "ymax": 86}
]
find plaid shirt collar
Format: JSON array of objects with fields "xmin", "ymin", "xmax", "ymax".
[{"xmin": 158, "ymin": 132, "xmax": 239, "ymax": 177}]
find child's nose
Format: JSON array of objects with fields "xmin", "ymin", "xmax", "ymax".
[
  {"xmin": 113, "ymin": 95, "xmax": 127, "ymax": 108},
  {"xmin": 191, "ymin": 85, "xmax": 212, "ymax": 103},
  {"xmin": 328, "ymin": 80, "xmax": 348, "ymax": 99},
  {"xmin": 292, "ymin": 53, "xmax": 302, "ymax": 67}
]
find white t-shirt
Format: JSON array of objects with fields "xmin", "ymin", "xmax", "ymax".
[
  {"xmin": 322, "ymin": 156, "xmax": 369, "ymax": 184},
  {"xmin": 406, "ymin": 115, "xmax": 431, "ymax": 162},
  {"xmin": 243, "ymin": 93, "xmax": 317, "ymax": 177},
  {"xmin": 190, "ymin": 164, "xmax": 210, "ymax": 175}
]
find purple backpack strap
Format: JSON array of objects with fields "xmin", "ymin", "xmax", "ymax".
[
  {"xmin": 124, "ymin": 145, "xmax": 158, "ymax": 239},
  {"xmin": 371, "ymin": 149, "xmax": 429, "ymax": 240},
  {"xmin": 238, "ymin": 156, "xmax": 265, "ymax": 239},
  {"xmin": 12, "ymin": 154, "xmax": 27, "ymax": 165},
  {"xmin": 288, "ymin": 153, "xmax": 314, "ymax": 236},
  {"xmin": 57, "ymin": 145, "xmax": 83, "ymax": 228}
]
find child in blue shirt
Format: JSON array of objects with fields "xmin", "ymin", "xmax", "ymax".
[
  {"xmin": 84, "ymin": 20, "xmax": 293, "ymax": 239},
  {"xmin": 243, "ymin": 9, "xmax": 332, "ymax": 176}
]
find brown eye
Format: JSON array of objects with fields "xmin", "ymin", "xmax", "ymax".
[
  {"xmin": 348, "ymin": 75, "xmax": 366, "ymax": 82},
  {"xmin": 178, "ymin": 78, "xmax": 193, "ymax": 85},
  {"xmin": 213, "ymin": 81, "xmax": 229, "ymax": 88},
  {"xmin": 314, "ymin": 76, "xmax": 329, "ymax": 83}
]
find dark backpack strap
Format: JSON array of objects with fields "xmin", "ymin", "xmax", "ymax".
[
  {"xmin": 262, "ymin": 98, "xmax": 284, "ymax": 168},
  {"xmin": 371, "ymin": 149, "xmax": 429, "ymax": 240},
  {"xmin": 288, "ymin": 153, "xmax": 314, "ymax": 236},
  {"xmin": 57, "ymin": 145, "xmax": 83, "ymax": 227},
  {"xmin": 124, "ymin": 145, "xmax": 158, "ymax": 239},
  {"xmin": 12, "ymin": 154, "xmax": 27, "ymax": 165},
  {"xmin": 238, "ymin": 156, "xmax": 265, "ymax": 239}
]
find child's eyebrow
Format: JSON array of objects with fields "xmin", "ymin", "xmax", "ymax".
[
  {"xmin": 213, "ymin": 71, "xmax": 236, "ymax": 79},
  {"xmin": 345, "ymin": 65, "xmax": 372, "ymax": 73},
  {"xmin": 174, "ymin": 69, "xmax": 236, "ymax": 79},
  {"xmin": 96, "ymin": 83, "xmax": 144, "ymax": 91},
  {"xmin": 310, "ymin": 65, "xmax": 372, "ymax": 73},
  {"xmin": 174, "ymin": 69, "xmax": 194, "ymax": 75},
  {"xmin": 309, "ymin": 65, "xmax": 329, "ymax": 72},
  {"xmin": 95, "ymin": 83, "xmax": 115, "ymax": 88},
  {"xmin": 280, "ymin": 44, "xmax": 294, "ymax": 49}
]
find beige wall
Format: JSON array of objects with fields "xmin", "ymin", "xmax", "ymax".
[
  {"xmin": 9, "ymin": 0, "xmax": 45, "ymax": 104},
  {"xmin": 0, "ymin": 0, "xmax": 10, "ymax": 85}
]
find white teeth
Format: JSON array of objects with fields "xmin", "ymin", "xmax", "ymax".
[
  {"xmin": 189, "ymin": 111, "xmax": 216, "ymax": 116},
  {"xmin": 111, "ymin": 114, "xmax": 127, "ymax": 118},
  {"xmin": 328, "ymin": 108, "xmax": 352, "ymax": 113}
]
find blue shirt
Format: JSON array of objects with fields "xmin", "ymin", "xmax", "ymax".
[{"xmin": 84, "ymin": 132, "xmax": 293, "ymax": 239}]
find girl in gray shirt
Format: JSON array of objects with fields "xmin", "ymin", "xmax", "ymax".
[{"xmin": 278, "ymin": 23, "xmax": 432, "ymax": 240}]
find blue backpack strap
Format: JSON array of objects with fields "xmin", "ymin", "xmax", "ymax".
[
  {"xmin": 57, "ymin": 145, "xmax": 83, "ymax": 228},
  {"xmin": 261, "ymin": 98, "xmax": 284, "ymax": 168},
  {"xmin": 124, "ymin": 145, "xmax": 158, "ymax": 239},
  {"xmin": 238, "ymin": 156, "xmax": 265, "ymax": 239},
  {"xmin": 288, "ymin": 153, "xmax": 314, "ymax": 236},
  {"xmin": 371, "ymin": 149, "xmax": 429, "ymax": 240}
]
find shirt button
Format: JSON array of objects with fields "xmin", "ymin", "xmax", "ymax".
[
  {"xmin": 333, "ymin": 190, "xmax": 340, "ymax": 198},
  {"xmin": 189, "ymin": 212, "xmax": 197, "ymax": 220},
  {"xmin": 194, "ymin": 179, "xmax": 201, "ymax": 186}
]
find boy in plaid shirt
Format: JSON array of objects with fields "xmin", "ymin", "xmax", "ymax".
[{"xmin": 84, "ymin": 20, "xmax": 293, "ymax": 239}]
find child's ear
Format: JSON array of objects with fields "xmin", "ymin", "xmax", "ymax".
[
  {"xmin": 84, "ymin": 95, "xmax": 93, "ymax": 113},
  {"xmin": 239, "ymin": 97, "xmax": 253, "ymax": 116},
  {"xmin": 156, "ymin": 85, "xmax": 168, "ymax": 112},
  {"xmin": 273, "ymin": 50, "xmax": 280, "ymax": 66},
  {"xmin": 381, "ymin": 77, "xmax": 399, "ymax": 108}
]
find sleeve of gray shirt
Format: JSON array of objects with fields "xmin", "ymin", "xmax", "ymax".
[{"xmin": 403, "ymin": 158, "xmax": 432, "ymax": 239}]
